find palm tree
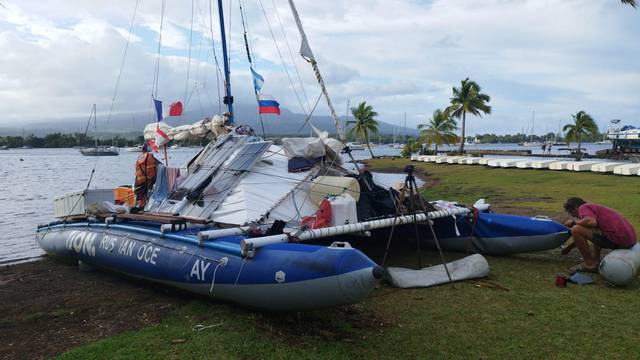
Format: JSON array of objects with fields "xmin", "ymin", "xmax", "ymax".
[
  {"xmin": 418, "ymin": 109, "xmax": 458, "ymax": 154},
  {"xmin": 621, "ymin": 0, "xmax": 636, "ymax": 8},
  {"xmin": 563, "ymin": 111, "xmax": 599, "ymax": 160},
  {"xmin": 401, "ymin": 137, "xmax": 422, "ymax": 158},
  {"xmin": 347, "ymin": 101, "xmax": 379, "ymax": 158},
  {"xmin": 446, "ymin": 78, "xmax": 491, "ymax": 154}
]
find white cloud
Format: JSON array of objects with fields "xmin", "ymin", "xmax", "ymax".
[{"xmin": 0, "ymin": 0, "xmax": 638, "ymax": 134}]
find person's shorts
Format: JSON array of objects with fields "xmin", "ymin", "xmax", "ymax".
[{"xmin": 590, "ymin": 229, "xmax": 630, "ymax": 249}]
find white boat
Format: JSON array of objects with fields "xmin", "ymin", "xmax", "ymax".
[
  {"xmin": 80, "ymin": 105, "xmax": 119, "ymax": 157},
  {"xmin": 446, "ymin": 156, "xmax": 466, "ymax": 164},
  {"xmin": 613, "ymin": 163, "xmax": 640, "ymax": 175},
  {"xmin": 499, "ymin": 159, "xmax": 523, "ymax": 168},
  {"xmin": 530, "ymin": 160, "xmax": 558, "ymax": 169},
  {"xmin": 463, "ymin": 157, "xmax": 482, "ymax": 165},
  {"xmin": 125, "ymin": 145, "xmax": 144, "ymax": 152},
  {"xmin": 570, "ymin": 161, "xmax": 599, "ymax": 172},
  {"xmin": 515, "ymin": 160, "xmax": 533, "ymax": 169},
  {"xmin": 346, "ymin": 142, "xmax": 365, "ymax": 150},
  {"xmin": 80, "ymin": 146, "xmax": 119, "ymax": 156},
  {"xmin": 591, "ymin": 162, "xmax": 625, "ymax": 173},
  {"xmin": 479, "ymin": 157, "xmax": 497, "ymax": 165},
  {"xmin": 608, "ymin": 125, "xmax": 640, "ymax": 152},
  {"xmin": 549, "ymin": 161, "xmax": 573, "ymax": 170}
]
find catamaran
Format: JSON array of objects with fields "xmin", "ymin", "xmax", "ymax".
[{"xmin": 36, "ymin": 0, "xmax": 569, "ymax": 311}]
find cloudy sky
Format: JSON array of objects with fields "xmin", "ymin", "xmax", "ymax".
[{"xmin": 0, "ymin": 0, "xmax": 638, "ymax": 135}]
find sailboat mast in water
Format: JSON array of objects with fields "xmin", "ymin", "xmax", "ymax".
[{"xmin": 217, "ymin": 0, "xmax": 234, "ymax": 123}]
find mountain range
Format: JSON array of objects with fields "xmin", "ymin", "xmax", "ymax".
[{"xmin": 0, "ymin": 103, "xmax": 419, "ymax": 138}]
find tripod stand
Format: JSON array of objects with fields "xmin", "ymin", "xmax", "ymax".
[{"xmin": 381, "ymin": 165, "xmax": 454, "ymax": 284}]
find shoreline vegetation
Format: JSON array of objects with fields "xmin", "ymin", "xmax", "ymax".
[
  {"xmin": 3, "ymin": 158, "xmax": 639, "ymax": 359},
  {"xmin": 0, "ymin": 130, "xmax": 612, "ymax": 149}
]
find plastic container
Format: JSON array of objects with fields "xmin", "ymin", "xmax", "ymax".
[
  {"xmin": 114, "ymin": 186, "xmax": 135, "ymax": 207},
  {"xmin": 53, "ymin": 189, "xmax": 114, "ymax": 218},
  {"xmin": 328, "ymin": 195, "xmax": 358, "ymax": 226},
  {"xmin": 310, "ymin": 176, "xmax": 360, "ymax": 205}
]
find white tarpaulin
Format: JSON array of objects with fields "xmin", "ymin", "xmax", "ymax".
[
  {"xmin": 282, "ymin": 137, "xmax": 326, "ymax": 158},
  {"xmin": 387, "ymin": 254, "xmax": 490, "ymax": 288},
  {"xmin": 210, "ymin": 145, "xmax": 317, "ymax": 225}
]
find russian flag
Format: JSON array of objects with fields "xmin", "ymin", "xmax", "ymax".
[{"xmin": 258, "ymin": 94, "xmax": 280, "ymax": 115}]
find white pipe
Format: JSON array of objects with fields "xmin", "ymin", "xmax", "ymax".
[
  {"xmin": 241, "ymin": 207, "xmax": 470, "ymax": 256},
  {"xmin": 198, "ymin": 226, "xmax": 249, "ymax": 242}
]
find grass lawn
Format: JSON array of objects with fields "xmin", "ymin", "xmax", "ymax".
[{"xmin": 60, "ymin": 159, "xmax": 640, "ymax": 359}]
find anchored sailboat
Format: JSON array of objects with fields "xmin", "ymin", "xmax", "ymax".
[{"xmin": 79, "ymin": 104, "xmax": 119, "ymax": 156}]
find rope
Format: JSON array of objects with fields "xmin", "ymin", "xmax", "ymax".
[
  {"xmin": 209, "ymin": 262, "xmax": 221, "ymax": 292},
  {"xmin": 296, "ymin": 90, "xmax": 323, "ymax": 134},
  {"xmin": 256, "ymin": 0, "xmax": 308, "ymax": 116},
  {"xmin": 239, "ymin": 0, "xmax": 266, "ymax": 138},
  {"xmin": 106, "ymin": 0, "xmax": 139, "ymax": 126},
  {"xmin": 152, "ymin": 0, "xmax": 167, "ymax": 100},
  {"xmin": 206, "ymin": 0, "xmax": 224, "ymax": 113},
  {"xmin": 182, "ymin": 0, "xmax": 195, "ymax": 121},
  {"xmin": 234, "ymin": 257, "xmax": 247, "ymax": 285},
  {"xmin": 270, "ymin": 0, "xmax": 311, "ymax": 114}
]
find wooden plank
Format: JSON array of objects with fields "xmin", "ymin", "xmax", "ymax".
[{"xmin": 110, "ymin": 213, "xmax": 211, "ymax": 225}]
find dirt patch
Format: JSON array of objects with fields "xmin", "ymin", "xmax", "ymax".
[
  {"xmin": 254, "ymin": 303, "xmax": 396, "ymax": 346},
  {"xmin": 0, "ymin": 258, "xmax": 188, "ymax": 360}
]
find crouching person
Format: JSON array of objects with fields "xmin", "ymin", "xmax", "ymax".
[{"xmin": 562, "ymin": 197, "xmax": 637, "ymax": 272}]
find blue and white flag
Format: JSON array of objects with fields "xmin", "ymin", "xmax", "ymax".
[{"xmin": 251, "ymin": 67, "xmax": 264, "ymax": 92}]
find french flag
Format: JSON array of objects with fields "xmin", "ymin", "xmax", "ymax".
[
  {"xmin": 258, "ymin": 95, "xmax": 280, "ymax": 115},
  {"xmin": 153, "ymin": 99, "xmax": 183, "ymax": 121}
]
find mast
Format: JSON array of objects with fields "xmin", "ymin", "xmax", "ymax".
[
  {"xmin": 217, "ymin": 0, "xmax": 234, "ymax": 123},
  {"xmin": 403, "ymin": 112, "xmax": 407, "ymax": 143},
  {"xmin": 93, "ymin": 104, "xmax": 98, "ymax": 148},
  {"xmin": 530, "ymin": 110, "xmax": 535, "ymax": 143},
  {"xmin": 287, "ymin": 0, "xmax": 345, "ymax": 141}
]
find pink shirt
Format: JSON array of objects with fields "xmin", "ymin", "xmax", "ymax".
[{"xmin": 579, "ymin": 203, "xmax": 637, "ymax": 247}]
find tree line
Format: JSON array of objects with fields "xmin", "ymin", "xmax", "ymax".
[{"xmin": 0, "ymin": 133, "xmax": 145, "ymax": 148}]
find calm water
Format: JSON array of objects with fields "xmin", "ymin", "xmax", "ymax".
[
  {"xmin": 0, "ymin": 148, "xmax": 199, "ymax": 265},
  {"xmin": 0, "ymin": 142, "xmax": 613, "ymax": 264},
  {"xmin": 0, "ymin": 145, "xmax": 409, "ymax": 264}
]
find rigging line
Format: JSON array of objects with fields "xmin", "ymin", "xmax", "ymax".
[
  {"xmin": 242, "ymin": 0, "xmax": 257, "ymax": 70},
  {"xmin": 296, "ymin": 90, "xmax": 323, "ymax": 134},
  {"xmin": 227, "ymin": 0, "xmax": 233, "ymax": 70},
  {"xmin": 206, "ymin": 0, "xmax": 224, "ymax": 113},
  {"xmin": 270, "ymin": 0, "xmax": 311, "ymax": 114},
  {"xmin": 194, "ymin": 85, "xmax": 206, "ymax": 119},
  {"xmin": 183, "ymin": 0, "xmax": 195, "ymax": 121},
  {"xmin": 106, "ymin": 0, "xmax": 140, "ymax": 127},
  {"xmin": 238, "ymin": 0, "xmax": 266, "ymax": 138},
  {"xmin": 256, "ymin": 0, "xmax": 308, "ymax": 116},
  {"xmin": 191, "ymin": 164, "xmax": 362, "ymax": 194},
  {"xmin": 152, "ymin": 0, "xmax": 167, "ymax": 99}
]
